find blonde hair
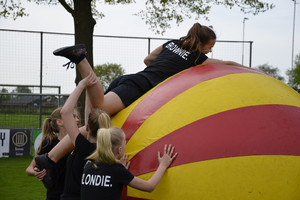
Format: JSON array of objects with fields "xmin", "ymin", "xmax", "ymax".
[
  {"xmin": 87, "ymin": 109, "xmax": 111, "ymax": 139},
  {"xmin": 36, "ymin": 107, "xmax": 62, "ymax": 155},
  {"xmin": 87, "ymin": 127, "xmax": 125, "ymax": 165}
]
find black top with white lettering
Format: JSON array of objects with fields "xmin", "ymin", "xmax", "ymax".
[
  {"xmin": 81, "ymin": 161, "xmax": 134, "ymax": 200},
  {"xmin": 138, "ymin": 39, "xmax": 208, "ymax": 87},
  {"xmin": 61, "ymin": 134, "xmax": 96, "ymax": 200}
]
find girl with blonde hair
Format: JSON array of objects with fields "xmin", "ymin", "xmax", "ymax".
[
  {"xmin": 35, "ymin": 71, "xmax": 111, "ymax": 200},
  {"xmin": 81, "ymin": 127, "xmax": 177, "ymax": 200}
]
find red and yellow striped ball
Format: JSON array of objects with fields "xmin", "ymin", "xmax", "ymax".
[{"xmin": 112, "ymin": 64, "xmax": 300, "ymax": 200}]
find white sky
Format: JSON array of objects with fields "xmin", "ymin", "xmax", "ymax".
[{"xmin": 0, "ymin": 0, "xmax": 299, "ymax": 80}]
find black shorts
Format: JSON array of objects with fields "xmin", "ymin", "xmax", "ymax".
[{"xmin": 105, "ymin": 74, "xmax": 152, "ymax": 107}]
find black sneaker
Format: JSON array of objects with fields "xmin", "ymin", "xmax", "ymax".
[
  {"xmin": 35, "ymin": 153, "xmax": 56, "ymax": 190},
  {"xmin": 53, "ymin": 44, "xmax": 87, "ymax": 65}
]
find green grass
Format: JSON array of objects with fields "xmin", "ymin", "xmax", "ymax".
[
  {"xmin": 0, "ymin": 156, "xmax": 46, "ymax": 200},
  {"xmin": 0, "ymin": 113, "xmax": 49, "ymax": 128}
]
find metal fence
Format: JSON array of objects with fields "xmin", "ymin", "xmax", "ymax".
[{"xmin": 0, "ymin": 29, "xmax": 253, "ymax": 129}]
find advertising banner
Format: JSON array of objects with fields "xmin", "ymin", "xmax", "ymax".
[
  {"xmin": 0, "ymin": 129, "xmax": 10, "ymax": 157},
  {"xmin": 9, "ymin": 129, "xmax": 31, "ymax": 157}
]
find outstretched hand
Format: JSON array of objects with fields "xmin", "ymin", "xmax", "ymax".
[
  {"xmin": 158, "ymin": 144, "xmax": 177, "ymax": 168},
  {"xmin": 120, "ymin": 154, "xmax": 130, "ymax": 169},
  {"xmin": 79, "ymin": 71, "xmax": 98, "ymax": 88}
]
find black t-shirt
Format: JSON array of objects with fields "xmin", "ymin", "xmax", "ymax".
[
  {"xmin": 81, "ymin": 161, "xmax": 134, "ymax": 200},
  {"xmin": 138, "ymin": 39, "xmax": 208, "ymax": 87},
  {"xmin": 61, "ymin": 134, "xmax": 96, "ymax": 200},
  {"xmin": 38, "ymin": 138, "xmax": 59, "ymax": 155},
  {"xmin": 38, "ymin": 137, "xmax": 68, "ymax": 200}
]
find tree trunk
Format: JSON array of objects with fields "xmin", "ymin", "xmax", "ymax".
[{"xmin": 73, "ymin": 0, "xmax": 96, "ymax": 124}]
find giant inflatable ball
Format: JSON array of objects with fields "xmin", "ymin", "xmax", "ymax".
[{"xmin": 111, "ymin": 64, "xmax": 300, "ymax": 200}]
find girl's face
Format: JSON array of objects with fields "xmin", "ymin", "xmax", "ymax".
[
  {"xmin": 200, "ymin": 39, "xmax": 216, "ymax": 54},
  {"xmin": 73, "ymin": 110, "xmax": 80, "ymax": 127},
  {"xmin": 118, "ymin": 134, "xmax": 126, "ymax": 159}
]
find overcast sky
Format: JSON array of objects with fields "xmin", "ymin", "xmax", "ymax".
[{"xmin": 0, "ymin": 0, "xmax": 299, "ymax": 80}]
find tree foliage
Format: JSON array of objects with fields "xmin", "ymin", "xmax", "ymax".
[
  {"xmin": 0, "ymin": 88, "xmax": 11, "ymax": 103},
  {"xmin": 12, "ymin": 86, "xmax": 32, "ymax": 93},
  {"xmin": 0, "ymin": 0, "xmax": 275, "ymax": 121},
  {"xmin": 94, "ymin": 63, "xmax": 125, "ymax": 91},
  {"xmin": 0, "ymin": 0, "xmax": 28, "ymax": 19},
  {"xmin": 136, "ymin": 0, "xmax": 274, "ymax": 34},
  {"xmin": 1, "ymin": 0, "xmax": 274, "ymax": 34},
  {"xmin": 286, "ymin": 53, "xmax": 300, "ymax": 93},
  {"xmin": 254, "ymin": 63, "xmax": 285, "ymax": 82}
]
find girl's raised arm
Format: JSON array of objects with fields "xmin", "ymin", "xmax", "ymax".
[{"xmin": 60, "ymin": 71, "xmax": 98, "ymax": 145}]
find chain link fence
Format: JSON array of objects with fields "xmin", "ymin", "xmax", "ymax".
[{"xmin": 0, "ymin": 29, "xmax": 253, "ymax": 129}]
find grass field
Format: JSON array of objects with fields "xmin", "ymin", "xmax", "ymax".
[
  {"xmin": 0, "ymin": 113, "xmax": 49, "ymax": 128},
  {"xmin": 0, "ymin": 156, "xmax": 46, "ymax": 200}
]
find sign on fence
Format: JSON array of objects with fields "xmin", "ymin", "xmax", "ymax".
[
  {"xmin": 9, "ymin": 129, "xmax": 31, "ymax": 157},
  {"xmin": 0, "ymin": 129, "xmax": 31, "ymax": 157},
  {"xmin": 0, "ymin": 129, "xmax": 10, "ymax": 157}
]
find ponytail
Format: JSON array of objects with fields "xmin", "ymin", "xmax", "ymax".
[
  {"xmin": 180, "ymin": 22, "xmax": 216, "ymax": 52},
  {"xmin": 88, "ymin": 109, "xmax": 111, "ymax": 139},
  {"xmin": 36, "ymin": 107, "xmax": 62, "ymax": 155},
  {"xmin": 98, "ymin": 112, "xmax": 111, "ymax": 129},
  {"xmin": 87, "ymin": 127, "xmax": 125, "ymax": 165}
]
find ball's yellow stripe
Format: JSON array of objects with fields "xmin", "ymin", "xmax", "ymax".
[
  {"xmin": 127, "ymin": 155, "xmax": 300, "ymax": 199},
  {"xmin": 112, "ymin": 98, "xmax": 141, "ymax": 128},
  {"xmin": 125, "ymin": 73, "xmax": 300, "ymax": 157}
]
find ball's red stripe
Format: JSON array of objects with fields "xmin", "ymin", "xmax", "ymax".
[
  {"xmin": 121, "ymin": 64, "xmax": 265, "ymax": 141},
  {"xmin": 128, "ymin": 104, "xmax": 300, "ymax": 176}
]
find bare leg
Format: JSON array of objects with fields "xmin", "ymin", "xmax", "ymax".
[
  {"xmin": 76, "ymin": 58, "xmax": 104, "ymax": 110},
  {"xmin": 102, "ymin": 92, "xmax": 125, "ymax": 115},
  {"xmin": 76, "ymin": 58, "xmax": 125, "ymax": 115},
  {"xmin": 53, "ymin": 45, "xmax": 125, "ymax": 115}
]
